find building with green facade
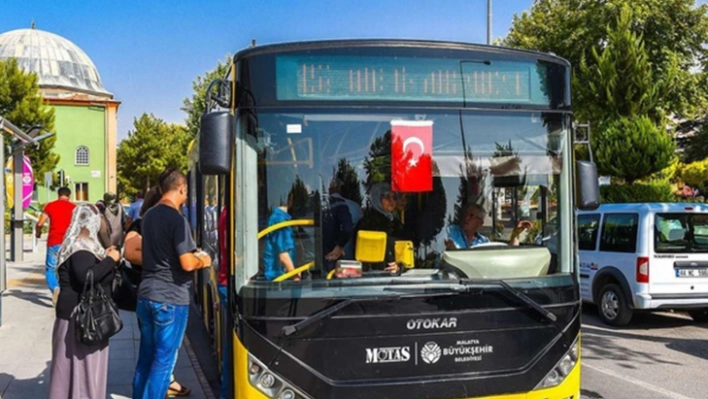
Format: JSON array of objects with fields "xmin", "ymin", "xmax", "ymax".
[{"xmin": 0, "ymin": 25, "xmax": 119, "ymax": 203}]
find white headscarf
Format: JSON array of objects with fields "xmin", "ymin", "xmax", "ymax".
[{"xmin": 57, "ymin": 204, "xmax": 106, "ymax": 266}]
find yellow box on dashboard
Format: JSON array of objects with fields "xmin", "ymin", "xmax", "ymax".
[
  {"xmin": 395, "ymin": 240, "xmax": 414, "ymax": 268},
  {"xmin": 355, "ymin": 230, "xmax": 387, "ymax": 263}
]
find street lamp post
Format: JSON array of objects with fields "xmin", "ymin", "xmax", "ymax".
[
  {"xmin": 0, "ymin": 116, "xmax": 43, "ymax": 327},
  {"xmin": 4, "ymin": 124, "xmax": 54, "ymax": 263},
  {"xmin": 487, "ymin": 0, "xmax": 492, "ymax": 45}
]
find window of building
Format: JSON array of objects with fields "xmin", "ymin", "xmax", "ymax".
[
  {"xmin": 75, "ymin": 146, "xmax": 89, "ymax": 165},
  {"xmin": 600, "ymin": 213, "xmax": 639, "ymax": 253},
  {"xmin": 75, "ymin": 182, "xmax": 89, "ymax": 202},
  {"xmin": 578, "ymin": 214, "xmax": 600, "ymax": 251}
]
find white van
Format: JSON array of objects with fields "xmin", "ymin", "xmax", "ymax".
[{"xmin": 578, "ymin": 203, "xmax": 708, "ymax": 326}]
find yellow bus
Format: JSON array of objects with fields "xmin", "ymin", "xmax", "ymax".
[{"xmin": 188, "ymin": 39, "xmax": 600, "ymax": 399}]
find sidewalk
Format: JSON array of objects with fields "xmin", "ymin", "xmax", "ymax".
[{"xmin": 0, "ymin": 240, "xmax": 212, "ymax": 399}]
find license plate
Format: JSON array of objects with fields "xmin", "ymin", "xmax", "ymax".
[{"xmin": 676, "ymin": 268, "xmax": 708, "ymax": 278}]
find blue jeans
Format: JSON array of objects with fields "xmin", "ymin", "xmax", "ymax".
[
  {"xmin": 133, "ymin": 297, "xmax": 189, "ymax": 399},
  {"xmin": 45, "ymin": 245, "xmax": 60, "ymax": 292},
  {"xmin": 218, "ymin": 285, "xmax": 232, "ymax": 399}
]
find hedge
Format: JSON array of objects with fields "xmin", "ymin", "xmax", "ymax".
[{"xmin": 600, "ymin": 182, "xmax": 676, "ymax": 203}]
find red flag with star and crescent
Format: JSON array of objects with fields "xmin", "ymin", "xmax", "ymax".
[{"xmin": 391, "ymin": 120, "xmax": 433, "ymax": 192}]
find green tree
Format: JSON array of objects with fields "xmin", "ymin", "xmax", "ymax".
[
  {"xmin": 593, "ymin": 116, "xmax": 675, "ymax": 184},
  {"xmin": 683, "ymin": 121, "xmax": 708, "ymax": 163},
  {"xmin": 449, "ymin": 146, "xmax": 486, "ymax": 226},
  {"xmin": 0, "ymin": 58, "xmax": 58, "ymax": 180},
  {"xmin": 183, "ymin": 55, "xmax": 231, "ymax": 138},
  {"xmin": 502, "ymin": 0, "xmax": 708, "ymax": 119},
  {"xmin": 363, "ymin": 131, "xmax": 391, "ymax": 203},
  {"xmin": 573, "ymin": 6, "xmax": 676, "ymax": 125},
  {"xmin": 287, "ymin": 175, "xmax": 310, "ymax": 218},
  {"xmin": 330, "ymin": 158, "xmax": 363, "ymax": 206},
  {"xmin": 117, "ymin": 113, "xmax": 190, "ymax": 195}
]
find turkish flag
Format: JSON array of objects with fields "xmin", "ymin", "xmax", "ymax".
[{"xmin": 391, "ymin": 120, "xmax": 433, "ymax": 192}]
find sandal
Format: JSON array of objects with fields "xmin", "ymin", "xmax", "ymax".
[{"xmin": 166, "ymin": 380, "xmax": 191, "ymax": 397}]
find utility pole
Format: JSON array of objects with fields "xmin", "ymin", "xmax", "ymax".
[{"xmin": 487, "ymin": 0, "xmax": 492, "ymax": 45}]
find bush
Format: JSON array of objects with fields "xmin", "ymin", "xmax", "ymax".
[
  {"xmin": 600, "ymin": 182, "xmax": 676, "ymax": 203},
  {"xmin": 593, "ymin": 116, "xmax": 675, "ymax": 184},
  {"xmin": 680, "ymin": 159, "xmax": 708, "ymax": 192}
]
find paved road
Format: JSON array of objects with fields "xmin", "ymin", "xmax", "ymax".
[{"xmin": 580, "ymin": 306, "xmax": 708, "ymax": 399}]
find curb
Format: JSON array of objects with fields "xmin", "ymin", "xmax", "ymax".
[{"xmin": 184, "ymin": 336, "xmax": 217, "ymax": 399}]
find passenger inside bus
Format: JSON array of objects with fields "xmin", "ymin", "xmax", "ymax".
[
  {"xmin": 445, "ymin": 203, "xmax": 533, "ymax": 249},
  {"xmin": 322, "ymin": 178, "xmax": 362, "ymax": 272},
  {"xmin": 353, "ymin": 183, "xmax": 406, "ymax": 274},
  {"xmin": 262, "ymin": 192, "xmax": 298, "ymax": 281}
]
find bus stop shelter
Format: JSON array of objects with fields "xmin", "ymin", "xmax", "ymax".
[{"xmin": 0, "ymin": 116, "xmax": 42, "ymax": 327}]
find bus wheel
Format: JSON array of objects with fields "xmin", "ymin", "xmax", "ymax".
[
  {"xmin": 598, "ymin": 284, "xmax": 632, "ymax": 326},
  {"xmin": 688, "ymin": 309, "xmax": 708, "ymax": 322}
]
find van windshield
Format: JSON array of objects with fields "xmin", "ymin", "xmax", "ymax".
[{"xmin": 655, "ymin": 213, "xmax": 708, "ymax": 253}]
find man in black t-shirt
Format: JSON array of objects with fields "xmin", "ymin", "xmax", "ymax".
[{"xmin": 132, "ymin": 169, "xmax": 212, "ymax": 399}]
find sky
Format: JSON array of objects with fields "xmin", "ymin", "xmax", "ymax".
[{"xmin": 0, "ymin": 0, "xmax": 704, "ymax": 141}]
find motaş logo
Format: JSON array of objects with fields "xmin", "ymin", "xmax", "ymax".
[
  {"xmin": 421, "ymin": 342, "xmax": 442, "ymax": 364},
  {"xmin": 406, "ymin": 317, "xmax": 457, "ymax": 330},
  {"xmin": 365, "ymin": 346, "xmax": 411, "ymax": 364}
]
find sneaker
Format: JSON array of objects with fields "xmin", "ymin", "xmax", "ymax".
[{"xmin": 52, "ymin": 287, "xmax": 60, "ymax": 307}]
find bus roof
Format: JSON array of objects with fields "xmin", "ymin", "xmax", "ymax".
[{"xmin": 232, "ymin": 39, "xmax": 571, "ymax": 68}]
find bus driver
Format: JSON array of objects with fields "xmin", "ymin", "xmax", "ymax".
[{"xmin": 445, "ymin": 203, "xmax": 532, "ymax": 249}]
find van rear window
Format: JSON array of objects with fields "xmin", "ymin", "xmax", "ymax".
[{"xmin": 655, "ymin": 213, "xmax": 708, "ymax": 253}]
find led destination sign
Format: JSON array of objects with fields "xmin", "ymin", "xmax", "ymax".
[{"xmin": 275, "ymin": 54, "xmax": 554, "ymax": 104}]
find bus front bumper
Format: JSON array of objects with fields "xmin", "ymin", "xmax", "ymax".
[{"xmin": 234, "ymin": 332, "xmax": 581, "ymax": 399}]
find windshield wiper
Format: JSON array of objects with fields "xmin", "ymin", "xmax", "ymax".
[
  {"xmin": 464, "ymin": 280, "xmax": 557, "ymax": 323},
  {"xmin": 282, "ymin": 298, "xmax": 358, "ymax": 336},
  {"xmin": 281, "ymin": 291, "xmax": 457, "ymax": 337},
  {"xmin": 383, "ymin": 281, "xmax": 557, "ymax": 323}
]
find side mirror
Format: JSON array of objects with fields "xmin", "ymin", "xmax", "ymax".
[
  {"xmin": 199, "ymin": 111, "xmax": 233, "ymax": 175},
  {"xmin": 576, "ymin": 160, "xmax": 600, "ymax": 210}
]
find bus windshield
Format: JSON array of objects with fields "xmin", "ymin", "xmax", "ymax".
[{"xmin": 235, "ymin": 109, "xmax": 572, "ymax": 292}]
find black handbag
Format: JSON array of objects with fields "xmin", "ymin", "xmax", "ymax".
[
  {"xmin": 75, "ymin": 269, "xmax": 124, "ymax": 345},
  {"xmin": 112, "ymin": 261, "xmax": 141, "ymax": 312}
]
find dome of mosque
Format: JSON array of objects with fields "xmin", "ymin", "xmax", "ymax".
[{"xmin": 0, "ymin": 27, "xmax": 111, "ymax": 96}]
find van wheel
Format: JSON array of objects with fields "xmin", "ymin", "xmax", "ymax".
[
  {"xmin": 688, "ymin": 309, "xmax": 708, "ymax": 322},
  {"xmin": 598, "ymin": 284, "xmax": 633, "ymax": 326}
]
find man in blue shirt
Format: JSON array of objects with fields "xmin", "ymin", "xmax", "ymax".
[
  {"xmin": 263, "ymin": 194, "xmax": 297, "ymax": 281},
  {"xmin": 445, "ymin": 203, "xmax": 531, "ymax": 249},
  {"xmin": 125, "ymin": 190, "xmax": 144, "ymax": 230}
]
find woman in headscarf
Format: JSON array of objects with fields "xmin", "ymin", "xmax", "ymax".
[
  {"xmin": 123, "ymin": 186, "xmax": 192, "ymax": 397},
  {"xmin": 47, "ymin": 204, "xmax": 121, "ymax": 399},
  {"xmin": 355, "ymin": 183, "xmax": 405, "ymax": 273}
]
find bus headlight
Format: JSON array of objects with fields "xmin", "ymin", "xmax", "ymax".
[
  {"xmin": 535, "ymin": 339, "xmax": 579, "ymax": 389},
  {"xmin": 259, "ymin": 373, "xmax": 276, "ymax": 389},
  {"xmin": 248, "ymin": 354, "xmax": 311, "ymax": 399},
  {"xmin": 280, "ymin": 389, "xmax": 296, "ymax": 399}
]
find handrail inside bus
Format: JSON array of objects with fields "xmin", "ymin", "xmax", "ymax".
[
  {"xmin": 273, "ymin": 262, "xmax": 315, "ymax": 282},
  {"xmin": 257, "ymin": 219, "xmax": 315, "ymax": 240},
  {"xmin": 326, "ymin": 269, "xmax": 336, "ymax": 280}
]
